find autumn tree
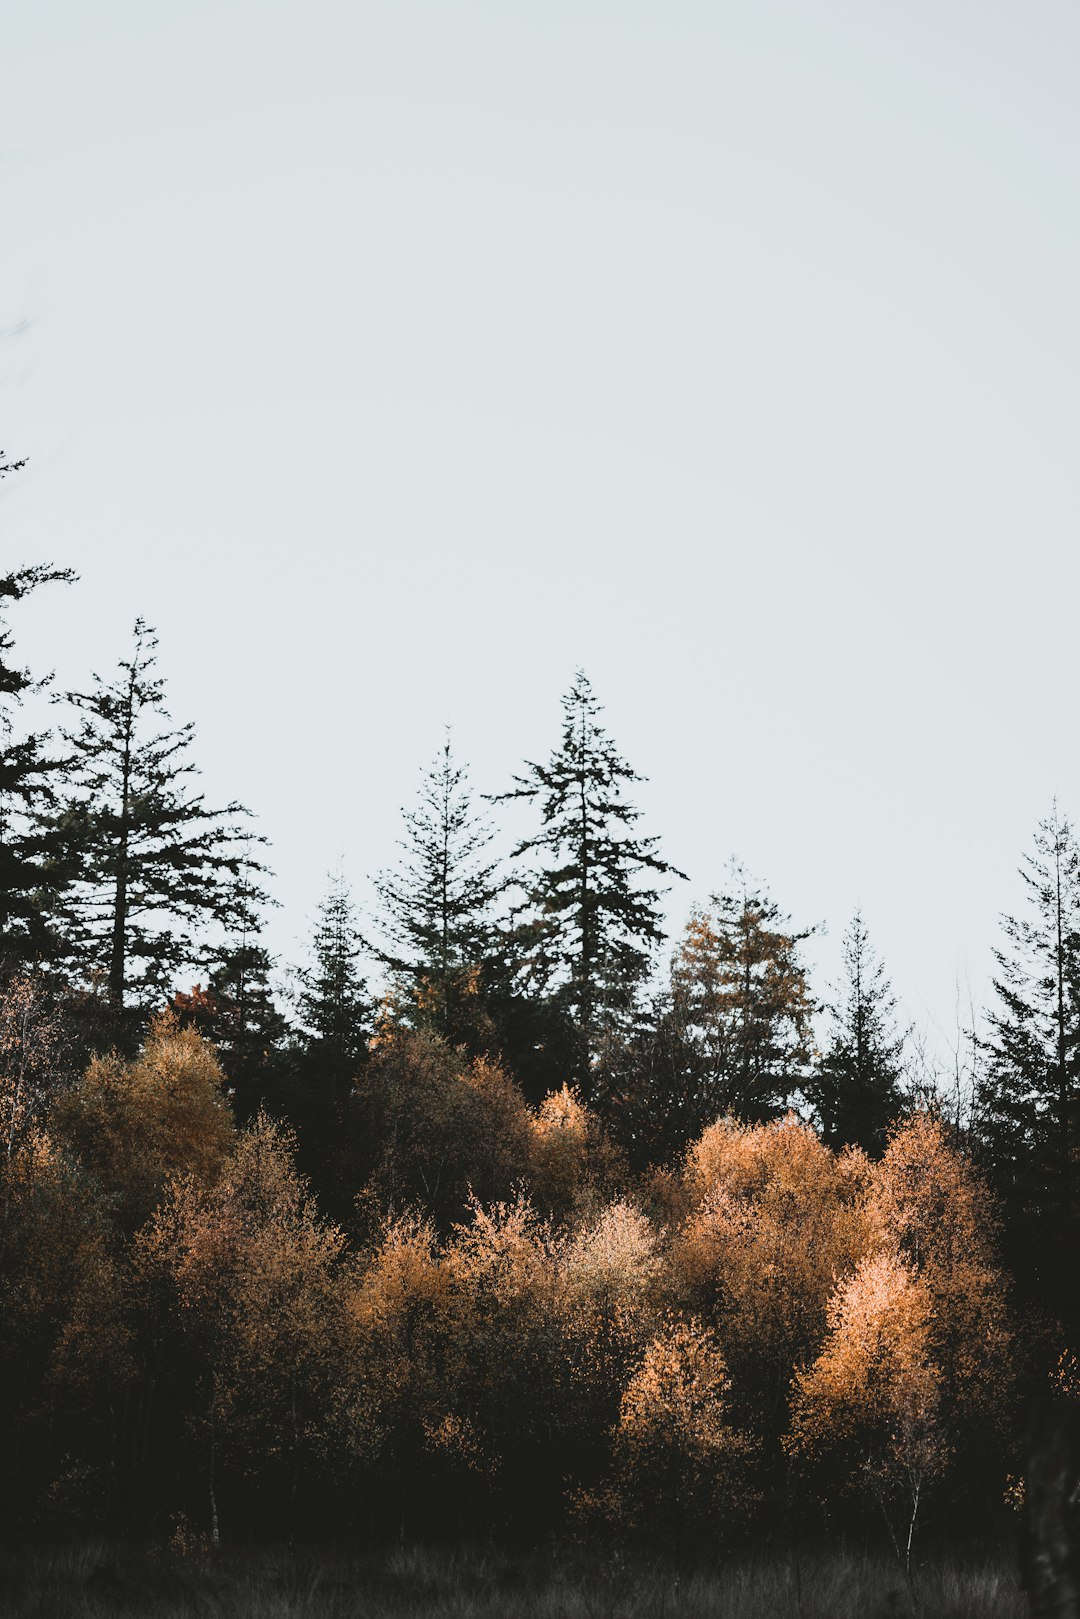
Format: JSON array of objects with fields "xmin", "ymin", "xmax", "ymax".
[
  {"xmin": 0, "ymin": 970, "xmax": 70, "ymax": 1158},
  {"xmin": 348, "ymin": 1028, "xmax": 532, "ymax": 1230},
  {"xmin": 54, "ymin": 619, "xmax": 266, "ymax": 1011},
  {"xmin": 806, "ymin": 910, "xmax": 908, "ymax": 1154},
  {"xmin": 497, "ymin": 671, "xmax": 685, "ymax": 1099},
  {"xmin": 976, "ymin": 807, "xmax": 1080, "ymax": 1315},
  {"xmin": 527, "ymin": 1084, "xmax": 624, "ymax": 1224},
  {"xmin": 374, "ymin": 735, "xmax": 504, "ymax": 1049},
  {"xmin": 137, "ymin": 1113, "xmax": 350, "ymax": 1540},
  {"xmin": 671, "ymin": 1114, "xmax": 870, "ymax": 1427},
  {"xmin": 598, "ymin": 1315, "xmax": 750, "ymax": 1544},
  {"xmin": 0, "ymin": 554, "xmax": 76, "ymax": 964},
  {"xmin": 787, "ymin": 1251, "xmax": 946, "ymax": 1567},
  {"xmin": 634, "ymin": 866, "xmax": 815, "ymax": 1147},
  {"xmin": 0, "ymin": 1129, "xmax": 132, "ymax": 1527},
  {"xmin": 51, "ymin": 1010, "xmax": 235, "ymax": 1231}
]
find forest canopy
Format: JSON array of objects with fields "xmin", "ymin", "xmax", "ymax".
[{"xmin": 0, "ymin": 544, "xmax": 1074, "ymax": 1553}]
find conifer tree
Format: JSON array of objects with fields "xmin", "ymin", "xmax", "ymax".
[
  {"xmin": 55, "ymin": 619, "xmax": 265, "ymax": 1012},
  {"xmin": 497, "ymin": 672, "xmax": 684, "ymax": 1096},
  {"xmin": 806, "ymin": 910, "xmax": 907, "ymax": 1154},
  {"xmin": 295, "ymin": 867, "xmax": 370, "ymax": 1102},
  {"xmin": 374, "ymin": 735, "xmax": 504, "ymax": 1044},
  {"xmin": 0, "ymin": 543, "xmax": 77, "ymax": 963},
  {"xmin": 976, "ymin": 806, "xmax": 1080, "ymax": 1313},
  {"xmin": 173, "ymin": 859, "xmax": 289, "ymax": 1106}
]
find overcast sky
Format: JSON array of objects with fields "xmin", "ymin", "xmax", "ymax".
[{"xmin": 3, "ymin": 1, "xmax": 1079, "ymax": 1057}]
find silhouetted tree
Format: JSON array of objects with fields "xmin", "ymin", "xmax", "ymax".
[
  {"xmin": 497, "ymin": 672, "xmax": 684, "ymax": 1098},
  {"xmin": 806, "ymin": 910, "xmax": 907, "ymax": 1154},
  {"xmin": 374, "ymin": 735, "xmax": 504, "ymax": 1048},
  {"xmin": 295, "ymin": 867, "xmax": 370, "ymax": 1105},
  {"xmin": 55, "ymin": 619, "xmax": 266, "ymax": 1012},
  {"xmin": 0, "ymin": 552, "xmax": 76, "ymax": 964},
  {"xmin": 976, "ymin": 806, "xmax": 1080, "ymax": 1316}
]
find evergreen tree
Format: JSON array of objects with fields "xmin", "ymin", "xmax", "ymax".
[
  {"xmin": 805, "ymin": 910, "xmax": 907, "ymax": 1154},
  {"xmin": 976, "ymin": 806, "xmax": 1080, "ymax": 1315},
  {"xmin": 497, "ymin": 671, "xmax": 685, "ymax": 1097},
  {"xmin": 374, "ymin": 734, "xmax": 504, "ymax": 1045},
  {"xmin": 295, "ymin": 868, "xmax": 370, "ymax": 1103},
  {"xmin": 173, "ymin": 859, "xmax": 289, "ymax": 1108},
  {"xmin": 0, "ymin": 542, "xmax": 77, "ymax": 963},
  {"xmin": 55, "ymin": 619, "xmax": 266, "ymax": 1012}
]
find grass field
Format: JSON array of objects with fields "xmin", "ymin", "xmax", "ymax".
[{"xmin": 0, "ymin": 1542, "xmax": 1026, "ymax": 1618}]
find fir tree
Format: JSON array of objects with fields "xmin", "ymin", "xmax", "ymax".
[
  {"xmin": 497, "ymin": 671, "xmax": 685, "ymax": 1096},
  {"xmin": 0, "ymin": 543, "xmax": 77, "ymax": 963},
  {"xmin": 374, "ymin": 734, "xmax": 504, "ymax": 1045},
  {"xmin": 173, "ymin": 859, "xmax": 289, "ymax": 1107},
  {"xmin": 805, "ymin": 910, "xmax": 907, "ymax": 1154},
  {"xmin": 295, "ymin": 868, "xmax": 370, "ymax": 1104},
  {"xmin": 55, "ymin": 619, "xmax": 266, "ymax": 1012},
  {"xmin": 976, "ymin": 805, "xmax": 1080, "ymax": 1315}
]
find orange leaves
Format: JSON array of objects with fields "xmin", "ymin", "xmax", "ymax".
[
  {"xmin": 788, "ymin": 1252, "xmax": 941, "ymax": 1459},
  {"xmin": 51, "ymin": 1012, "xmax": 234, "ymax": 1229},
  {"xmin": 673, "ymin": 1114, "xmax": 871, "ymax": 1388}
]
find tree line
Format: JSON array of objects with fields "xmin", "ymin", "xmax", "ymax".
[{"xmin": 2, "ymin": 522, "xmax": 1080, "ymax": 1548}]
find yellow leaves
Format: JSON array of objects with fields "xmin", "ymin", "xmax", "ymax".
[
  {"xmin": 528, "ymin": 1085, "xmax": 624, "ymax": 1223},
  {"xmin": 136, "ymin": 1113, "xmax": 351, "ymax": 1477},
  {"xmin": 786, "ymin": 1251, "xmax": 951, "ymax": 1525},
  {"xmin": 789, "ymin": 1253, "xmax": 940, "ymax": 1455},
  {"xmin": 51, "ymin": 1011, "xmax": 234, "ymax": 1229},
  {"xmin": 618, "ymin": 1316, "xmax": 735, "ymax": 1461},
  {"xmin": 673, "ymin": 1114, "xmax": 871, "ymax": 1381},
  {"xmin": 594, "ymin": 1314, "xmax": 752, "ymax": 1534}
]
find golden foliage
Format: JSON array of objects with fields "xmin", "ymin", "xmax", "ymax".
[
  {"xmin": 586, "ymin": 1314, "xmax": 750, "ymax": 1535},
  {"xmin": 528, "ymin": 1084, "xmax": 624, "ymax": 1223},
  {"xmin": 866, "ymin": 1113, "xmax": 1012, "ymax": 1420},
  {"xmin": 673, "ymin": 1114, "xmax": 871, "ymax": 1389},
  {"xmin": 52, "ymin": 1012, "xmax": 234, "ymax": 1228},
  {"xmin": 137, "ymin": 1113, "xmax": 351, "ymax": 1484}
]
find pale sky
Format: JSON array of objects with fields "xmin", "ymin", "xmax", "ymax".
[{"xmin": 3, "ymin": 2, "xmax": 1079, "ymax": 1061}]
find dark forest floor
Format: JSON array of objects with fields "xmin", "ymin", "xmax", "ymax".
[{"xmin": 0, "ymin": 1542, "xmax": 1027, "ymax": 1618}]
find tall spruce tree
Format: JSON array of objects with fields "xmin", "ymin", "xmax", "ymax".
[
  {"xmin": 977, "ymin": 806, "xmax": 1080, "ymax": 1316},
  {"xmin": 295, "ymin": 868, "xmax": 370, "ymax": 1103},
  {"xmin": 0, "ymin": 451, "xmax": 77, "ymax": 962},
  {"xmin": 805, "ymin": 910, "xmax": 907, "ymax": 1154},
  {"xmin": 497, "ymin": 671, "xmax": 685, "ymax": 1096},
  {"xmin": 55, "ymin": 619, "xmax": 266, "ymax": 1012},
  {"xmin": 374, "ymin": 735, "xmax": 504, "ymax": 1044}
]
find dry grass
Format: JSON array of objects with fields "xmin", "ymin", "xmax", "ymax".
[{"xmin": 0, "ymin": 1542, "xmax": 1025, "ymax": 1618}]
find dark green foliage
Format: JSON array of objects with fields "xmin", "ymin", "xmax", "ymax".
[
  {"xmin": 294, "ymin": 867, "xmax": 370, "ymax": 1103},
  {"xmin": 0, "ymin": 559, "xmax": 77, "ymax": 962},
  {"xmin": 497, "ymin": 671, "xmax": 685, "ymax": 1099},
  {"xmin": 54, "ymin": 619, "xmax": 267, "ymax": 1011},
  {"xmin": 806, "ymin": 910, "xmax": 908, "ymax": 1154},
  {"xmin": 374, "ymin": 735, "xmax": 504, "ymax": 1048},
  {"xmin": 172, "ymin": 862, "xmax": 290, "ymax": 1110},
  {"xmin": 976, "ymin": 807, "xmax": 1080, "ymax": 1315}
]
